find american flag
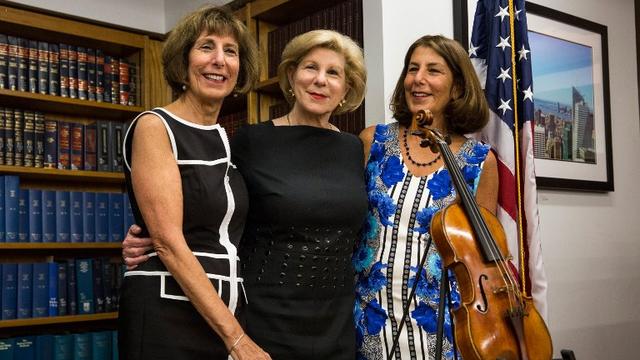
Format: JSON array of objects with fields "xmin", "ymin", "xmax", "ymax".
[{"xmin": 469, "ymin": 0, "xmax": 548, "ymax": 318}]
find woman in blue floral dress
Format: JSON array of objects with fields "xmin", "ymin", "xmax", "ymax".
[{"xmin": 354, "ymin": 35, "xmax": 499, "ymax": 360}]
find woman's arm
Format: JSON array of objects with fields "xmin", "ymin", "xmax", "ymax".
[
  {"xmin": 130, "ymin": 115, "xmax": 269, "ymax": 359},
  {"xmin": 475, "ymin": 150, "xmax": 499, "ymax": 215}
]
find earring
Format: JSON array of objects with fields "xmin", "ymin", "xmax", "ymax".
[
  {"xmin": 181, "ymin": 84, "xmax": 187, "ymax": 91},
  {"xmin": 338, "ymin": 99, "xmax": 346, "ymax": 107},
  {"xmin": 288, "ymin": 88, "xmax": 295, "ymax": 98}
]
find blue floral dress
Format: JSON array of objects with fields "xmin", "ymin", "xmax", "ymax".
[{"xmin": 353, "ymin": 122, "xmax": 491, "ymax": 360}]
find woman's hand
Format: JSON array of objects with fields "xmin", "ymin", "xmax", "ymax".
[
  {"xmin": 228, "ymin": 334, "xmax": 272, "ymax": 360},
  {"xmin": 121, "ymin": 224, "xmax": 153, "ymax": 269}
]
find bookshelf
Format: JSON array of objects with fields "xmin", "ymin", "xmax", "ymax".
[
  {"xmin": 225, "ymin": 0, "xmax": 365, "ymax": 135},
  {"xmin": 0, "ymin": 3, "xmax": 167, "ymax": 344}
]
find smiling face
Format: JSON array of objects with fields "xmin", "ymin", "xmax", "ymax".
[
  {"xmin": 185, "ymin": 31, "xmax": 240, "ymax": 105},
  {"xmin": 288, "ymin": 47, "xmax": 348, "ymax": 119},
  {"xmin": 403, "ymin": 46, "xmax": 457, "ymax": 125}
]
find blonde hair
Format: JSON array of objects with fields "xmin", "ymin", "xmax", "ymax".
[
  {"xmin": 277, "ymin": 30, "xmax": 366, "ymax": 115},
  {"xmin": 162, "ymin": 5, "xmax": 259, "ymax": 95}
]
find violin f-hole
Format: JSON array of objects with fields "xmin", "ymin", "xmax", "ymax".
[{"xmin": 476, "ymin": 274, "xmax": 489, "ymax": 313}]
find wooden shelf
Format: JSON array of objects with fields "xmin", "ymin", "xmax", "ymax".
[
  {"xmin": 251, "ymin": 0, "xmax": 346, "ymax": 25},
  {"xmin": 0, "ymin": 165, "xmax": 124, "ymax": 184},
  {"xmin": 0, "ymin": 89, "xmax": 143, "ymax": 121},
  {"xmin": 0, "ymin": 243, "xmax": 121, "ymax": 250},
  {"xmin": 256, "ymin": 77, "xmax": 281, "ymax": 95},
  {"xmin": 0, "ymin": 312, "xmax": 118, "ymax": 329}
]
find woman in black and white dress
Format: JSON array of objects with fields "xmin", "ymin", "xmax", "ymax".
[{"xmin": 118, "ymin": 6, "xmax": 269, "ymax": 360}]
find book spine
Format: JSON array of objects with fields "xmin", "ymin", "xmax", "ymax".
[
  {"xmin": 34, "ymin": 112, "xmax": 45, "ymax": 168},
  {"xmin": 102, "ymin": 260, "xmax": 113, "ymax": 313},
  {"xmin": 13, "ymin": 336, "xmax": 35, "ymax": 360},
  {"xmin": 41, "ymin": 190, "xmax": 56, "ymax": 242},
  {"xmin": 77, "ymin": 46, "xmax": 87, "ymax": 100},
  {"xmin": 4, "ymin": 175, "xmax": 19, "ymax": 242},
  {"xmin": 56, "ymin": 262, "xmax": 67, "ymax": 317},
  {"xmin": 110, "ymin": 58, "xmax": 119, "ymax": 104},
  {"xmin": 128, "ymin": 62, "xmax": 137, "ymax": 106},
  {"xmin": 28, "ymin": 189, "xmax": 42, "ymax": 242},
  {"xmin": 103, "ymin": 56, "xmax": 111, "ymax": 103},
  {"xmin": 65, "ymin": 259, "xmax": 76, "ymax": 315},
  {"xmin": 1, "ymin": 263, "xmax": 17, "ymax": 319},
  {"xmin": 17, "ymin": 263, "xmax": 32, "ymax": 319},
  {"xmin": 7, "ymin": 36, "xmax": 18, "ymax": 91},
  {"xmin": 96, "ymin": 49, "xmax": 104, "ymax": 102},
  {"xmin": 70, "ymin": 122, "xmax": 84, "ymax": 170},
  {"xmin": 84, "ymin": 122, "xmax": 97, "ymax": 171},
  {"xmin": 32, "ymin": 262, "xmax": 48, "ymax": 317},
  {"xmin": 75, "ymin": 258, "xmax": 94, "ymax": 314},
  {"xmin": 0, "ymin": 339, "xmax": 15, "ymax": 359},
  {"xmin": 57, "ymin": 121, "xmax": 70, "ymax": 170},
  {"xmin": 97, "ymin": 121, "xmax": 111, "ymax": 172},
  {"xmin": 4, "ymin": 108, "xmax": 13, "ymax": 166},
  {"xmin": 0, "ymin": 107, "xmax": 5, "ymax": 165},
  {"xmin": 111, "ymin": 122, "xmax": 123, "ymax": 172},
  {"xmin": 28, "ymin": 40, "xmax": 39, "ymax": 93},
  {"xmin": 69, "ymin": 191, "xmax": 83, "ymax": 242},
  {"xmin": 118, "ymin": 59, "xmax": 130, "ymax": 105},
  {"xmin": 47, "ymin": 262, "xmax": 58, "ymax": 316},
  {"xmin": 59, "ymin": 44, "xmax": 69, "ymax": 98},
  {"xmin": 0, "ymin": 35, "xmax": 7, "ymax": 89},
  {"xmin": 13, "ymin": 109, "xmax": 23, "ymax": 167},
  {"xmin": 72, "ymin": 333, "xmax": 91, "ymax": 360},
  {"xmin": 38, "ymin": 41, "xmax": 50, "ymax": 95},
  {"xmin": 108, "ymin": 193, "xmax": 123, "ymax": 242},
  {"xmin": 123, "ymin": 193, "xmax": 134, "ymax": 236},
  {"xmin": 0, "ymin": 175, "xmax": 5, "ymax": 242},
  {"xmin": 91, "ymin": 331, "xmax": 110, "ymax": 360},
  {"xmin": 48, "ymin": 43, "xmax": 59, "ymax": 96},
  {"xmin": 23, "ymin": 110, "xmax": 35, "ymax": 167},
  {"xmin": 87, "ymin": 48, "xmax": 96, "ymax": 101},
  {"xmin": 53, "ymin": 335, "xmax": 72, "ymax": 360},
  {"xmin": 35, "ymin": 335, "xmax": 53, "ymax": 360},
  {"xmin": 68, "ymin": 45, "xmax": 77, "ymax": 99},
  {"xmin": 17, "ymin": 37, "xmax": 28, "ymax": 92},
  {"xmin": 43, "ymin": 119, "xmax": 57, "ymax": 168},
  {"xmin": 82, "ymin": 192, "xmax": 95, "ymax": 242},
  {"xmin": 55, "ymin": 190, "xmax": 70, "ymax": 242},
  {"xmin": 95, "ymin": 193, "xmax": 109, "ymax": 242},
  {"xmin": 17, "ymin": 189, "xmax": 29, "ymax": 242},
  {"xmin": 93, "ymin": 258, "xmax": 104, "ymax": 313}
]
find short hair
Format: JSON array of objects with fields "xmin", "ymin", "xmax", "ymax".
[
  {"xmin": 277, "ymin": 30, "xmax": 366, "ymax": 115},
  {"xmin": 162, "ymin": 5, "xmax": 259, "ymax": 96},
  {"xmin": 390, "ymin": 35, "xmax": 489, "ymax": 134}
]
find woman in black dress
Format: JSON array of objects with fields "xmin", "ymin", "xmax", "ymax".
[
  {"xmin": 123, "ymin": 30, "xmax": 367, "ymax": 359},
  {"xmin": 118, "ymin": 6, "xmax": 269, "ymax": 359}
]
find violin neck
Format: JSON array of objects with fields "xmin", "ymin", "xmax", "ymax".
[{"xmin": 435, "ymin": 138, "xmax": 503, "ymax": 263}]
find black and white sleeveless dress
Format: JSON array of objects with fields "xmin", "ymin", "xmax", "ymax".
[{"xmin": 118, "ymin": 108, "xmax": 249, "ymax": 360}]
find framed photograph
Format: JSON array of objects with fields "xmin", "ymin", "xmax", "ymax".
[{"xmin": 454, "ymin": 1, "xmax": 614, "ymax": 191}]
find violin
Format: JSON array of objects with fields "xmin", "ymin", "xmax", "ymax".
[{"xmin": 412, "ymin": 110, "xmax": 553, "ymax": 360}]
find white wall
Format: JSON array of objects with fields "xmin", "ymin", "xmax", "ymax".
[
  {"xmin": 164, "ymin": 0, "xmax": 230, "ymax": 32},
  {"xmin": 369, "ymin": 0, "xmax": 640, "ymax": 359}
]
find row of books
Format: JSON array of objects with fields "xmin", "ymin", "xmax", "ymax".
[
  {"xmin": 1, "ymin": 258, "xmax": 123, "ymax": 321},
  {"xmin": 0, "ymin": 34, "xmax": 137, "ymax": 106},
  {"xmin": 0, "ymin": 330, "xmax": 118, "ymax": 360},
  {"xmin": 0, "ymin": 107, "xmax": 124, "ymax": 172},
  {"xmin": 269, "ymin": 100, "xmax": 365, "ymax": 135},
  {"xmin": 217, "ymin": 111, "xmax": 247, "ymax": 139},
  {"xmin": 1, "ymin": 176, "xmax": 133, "ymax": 243},
  {"xmin": 266, "ymin": 0, "xmax": 363, "ymax": 78}
]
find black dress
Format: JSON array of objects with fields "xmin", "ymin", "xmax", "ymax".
[
  {"xmin": 119, "ymin": 108, "xmax": 249, "ymax": 359},
  {"xmin": 231, "ymin": 121, "xmax": 368, "ymax": 360}
]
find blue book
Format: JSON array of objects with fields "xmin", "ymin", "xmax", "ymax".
[
  {"xmin": 76, "ymin": 258, "xmax": 94, "ymax": 314},
  {"xmin": 14, "ymin": 336, "xmax": 36, "ymax": 360},
  {"xmin": 57, "ymin": 262, "xmax": 68, "ymax": 316},
  {"xmin": 108, "ymin": 193, "xmax": 123, "ymax": 242},
  {"xmin": 32, "ymin": 262, "xmax": 48, "ymax": 318},
  {"xmin": 48, "ymin": 262, "xmax": 58, "ymax": 316},
  {"xmin": 123, "ymin": 193, "xmax": 134, "ymax": 237},
  {"xmin": 66, "ymin": 259, "xmax": 77, "ymax": 315},
  {"xmin": 91, "ymin": 332, "xmax": 111, "ymax": 360},
  {"xmin": 17, "ymin": 263, "xmax": 32, "ymax": 318},
  {"xmin": 83, "ymin": 192, "xmax": 96, "ymax": 242},
  {"xmin": 70, "ymin": 191, "xmax": 83, "ymax": 242},
  {"xmin": 102, "ymin": 260, "xmax": 113, "ymax": 312},
  {"xmin": 111, "ymin": 331, "xmax": 118, "ymax": 360},
  {"xmin": 73, "ymin": 333, "xmax": 92, "ymax": 360},
  {"xmin": 28, "ymin": 189, "xmax": 42, "ymax": 242},
  {"xmin": 0, "ymin": 176, "xmax": 5, "ymax": 241},
  {"xmin": 53, "ymin": 335, "xmax": 72, "ymax": 360},
  {"xmin": 18, "ymin": 188, "xmax": 29, "ymax": 242},
  {"xmin": 35, "ymin": 335, "xmax": 54, "ymax": 360},
  {"xmin": 4, "ymin": 175, "xmax": 19, "ymax": 242},
  {"xmin": 95, "ymin": 193, "xmax": 108, "ymax": 242},
  {"xmin": 56, "ymin": 191, "xmax": 70, "ymax": 242},
  {"xmin": 42, "ymin": 190, "xmax": 56, "ymax": 242},
  {"xmin": 92, "ymin": 258, "xmax": 104, "ymax": 313},
  {"xmin": 1, "ymin": 263, "xmax": 17, "ymax": 319},
  {"xmin": 0, "ymin": 338, "xmax": 14, "ymax": 360}
]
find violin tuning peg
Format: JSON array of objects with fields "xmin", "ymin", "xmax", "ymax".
[
  {"xmin": 410, "ymin": 130, "xmax": 426, "ymax": 138},
  {"xmin": 419, "ymin": 139, "xmax": 431, "ymax": 148},
  {"xmin": 444, "ymin": 134, "xmax": 452, "ymax": 145}
]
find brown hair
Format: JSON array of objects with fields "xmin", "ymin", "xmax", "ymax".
[
  {"xmin": 390, "ymin": 35, "xmax": 489, "ymax": 134},
  {"xmin": 277, "ymin": 30, "xmax": 366, "ymax": 115},
  {"xmin": 162, "ymin": 5, "xmax": 259, "ymax": 96}
]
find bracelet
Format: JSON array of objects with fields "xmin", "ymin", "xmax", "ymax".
[{"xmin": 228, "ymin": 333, "xmax": 245, "ymax": 354}]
